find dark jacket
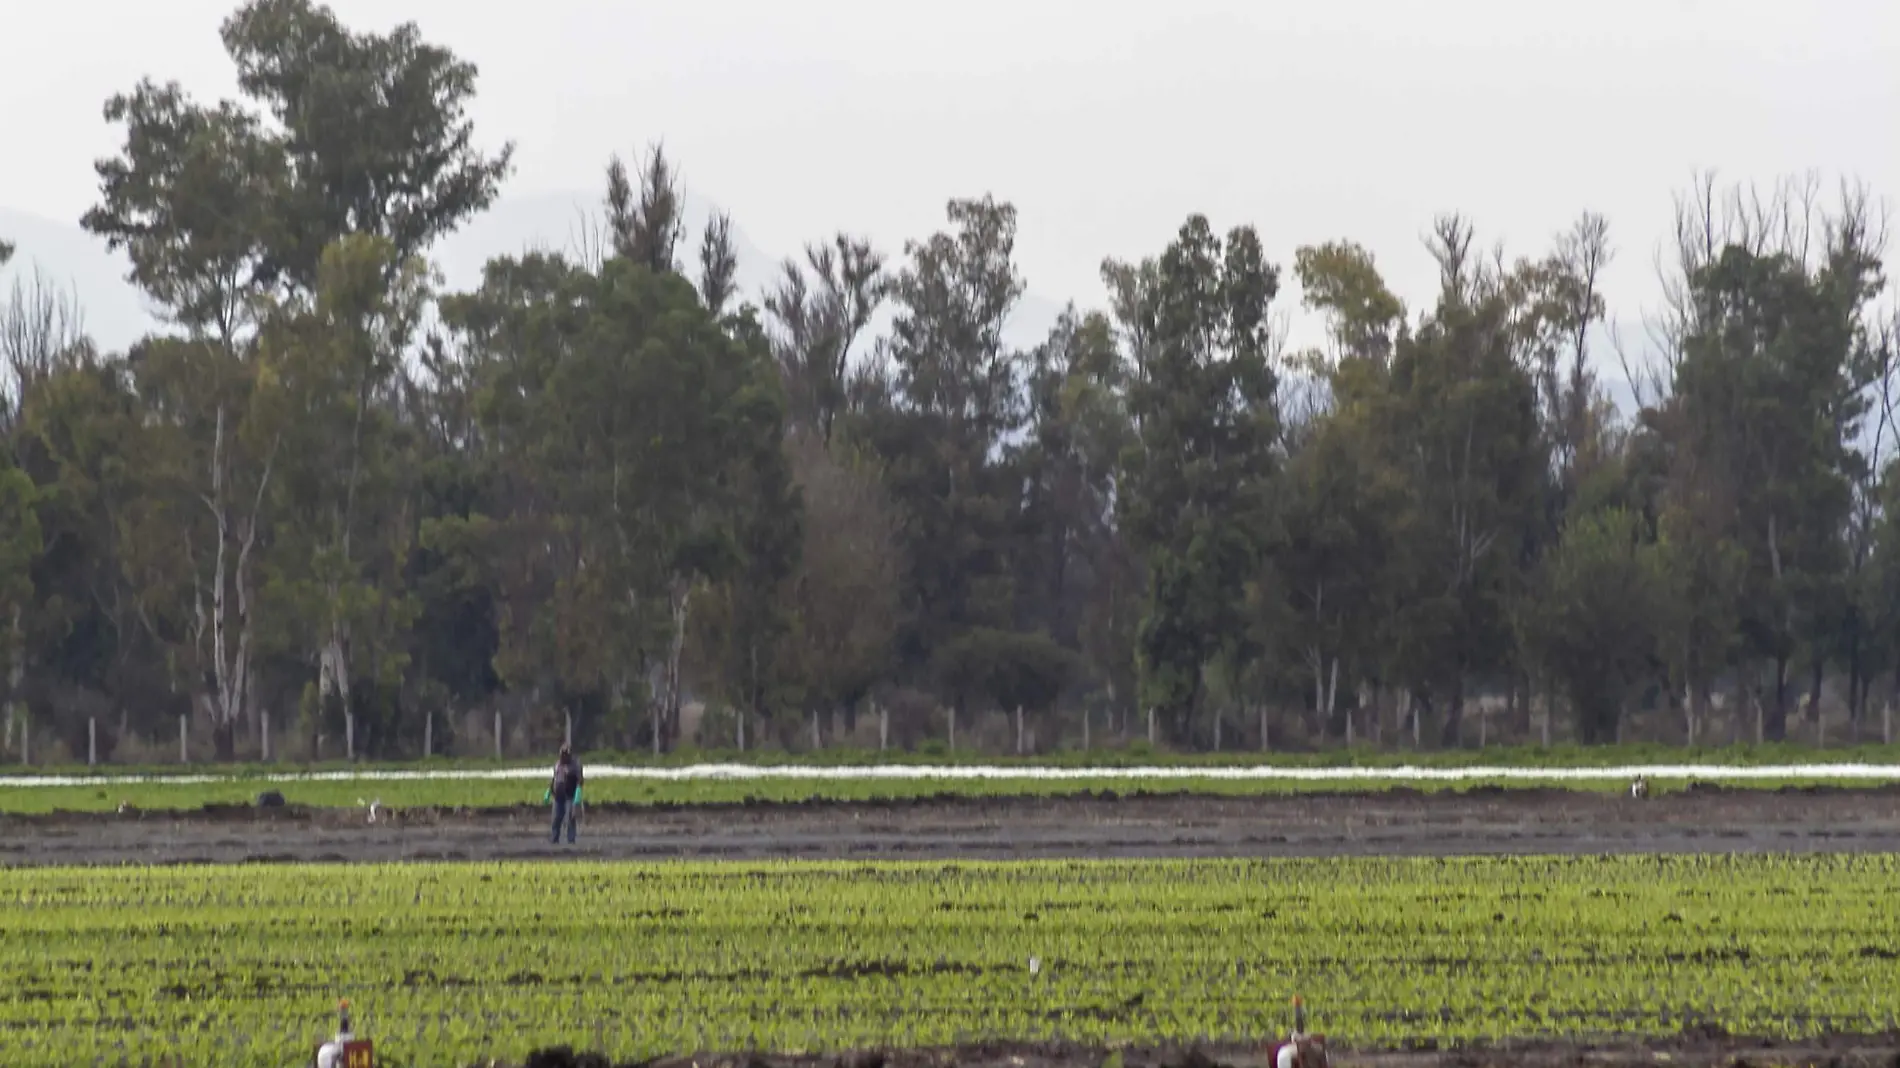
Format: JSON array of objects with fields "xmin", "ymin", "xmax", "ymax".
[{"xmin": 550, "ymin": 756, "xmax": 584, "ymax": 802}]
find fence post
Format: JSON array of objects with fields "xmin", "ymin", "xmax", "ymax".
[
  {"xmin": 878, "ymin": 702, "xmax": 888, "ymax": 751},
  {"xmin": 179, "ymin": 715, "xmax": 188, "ymax": 764},
  {"xmin": 494, "ymin": 710, "xmax": 503, "ymax": 760},
  {"xmin": 1148, "ymin": 707, "xmax": 1157, "ymax": 746},
  {"xmin": 88, "ymin": 717, "xmax": 97, "ymax": 766},
  {"xmin": 424, "ymin": 710, "xmax": 433, "ymax": 759},
  {"xmin": 1082, "ymin": 706, "xmax": 1090, "ymax": 750},
  {"xmin": 737, "ymin": 709, "xmax": 746, "ymax": 752},
  {"xmin": 345, "ymin": 712, "xmax": 355, "ymax": 762},
  {"xmin": 948, "ymin": 707, "xmax": 956, "ymax": 751},
  {"xmin": 1015, "ymin": 706, "xmax": 1024, "ymax": 755},
  {"xmin": 262, "ymin": 712, "xmax": 271, "ymax": 762},
  {"xmin": 19, "ymin": 714, "xmax": 25, "ymax": 766},
  {"xmin": 810, "ymin": 708, "xmax": 821, "ymax": 750}
]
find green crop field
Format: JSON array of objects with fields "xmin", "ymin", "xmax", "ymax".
[{"xmin": 4, "ymin": 855, "xmax": 1897, "ymax": 1067}]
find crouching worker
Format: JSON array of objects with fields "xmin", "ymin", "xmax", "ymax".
[
  {"xmin": 544, "ymin": 744, "xmax": 584, "ymax": 844},
  {"xmin": 314, "ymin": 1000, "xmax": 367, "ymax": 1068},
  {"xmin": 1268, "ymin": 997, "xmax": 1329, "ymax": 1068}
]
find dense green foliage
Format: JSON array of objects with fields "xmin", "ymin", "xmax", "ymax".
[
  {"xmin": 4, "ymin": 0, "xmax": 1900, "ymax": 764},
  {"xmin": 5, "ymin": 856, "xmax": 1898, "ymax": 1064}
]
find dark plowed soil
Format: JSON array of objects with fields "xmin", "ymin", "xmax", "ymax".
[
  {"xmin": 8, "ymin": 784, "xmax": 1900, "ymax": 867},
  {"xmin": 511, "ymin": 1033, "xmax": 1900, "ymax": 1068}
]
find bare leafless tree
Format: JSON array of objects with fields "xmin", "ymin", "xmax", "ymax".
[{"xmin": 0, "ymin": 263, "xmax": 94, "ymax": 434}]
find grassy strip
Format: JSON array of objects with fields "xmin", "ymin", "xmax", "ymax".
[
  {"xmin": 8, "ymin": 739, "xmax": 1900, "ymax": 779},
  {"xmin": 5, "ymin": 772, "xmax": 1897, "ymax": 814}
]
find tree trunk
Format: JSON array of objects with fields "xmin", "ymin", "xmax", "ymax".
[
  {"xmin": 1687, "ymin": 680, "xmax": 1708, "ymax": 748},
  {"xmin": 1849, "ymin": 639, "xmax": 1867, "ymax": 742},
  {"xmin": 1439, "ymin": 674, "xmax": 1465, "ymax": 748},
  {"xmin": 1764, "ymin": 656, "xmax": 1790, "ymax": 742},
  {"xmin": 1533, "ymin": 683, "xmax": 1546, "ymax": 746},
  {"xmin": 1806, "ymin": 656, "xmax": 1825, "ymax": 745},
  {"xmin": 3, "ymin": 606, "xmax": 19, "ymax": 762},
  {"xmin": 661, "ymin": 579, "xmax": 695, "ymax": 751}
]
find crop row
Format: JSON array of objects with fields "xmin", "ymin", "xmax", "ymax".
[{"xmin": 4, "ymin": 855, "xmax": 1899, "ymax": 1066}]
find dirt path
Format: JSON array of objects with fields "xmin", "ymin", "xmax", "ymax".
[
  {"xmin": 520, "ymin": 1033, "xmax": 1900, "ymax": 1068},
  {"xmin": 8, "ymin": 784, "xmax": 1900, "ymax": 867}
]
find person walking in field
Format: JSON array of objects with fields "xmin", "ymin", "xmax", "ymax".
[{"xmin": 544, "ymin": 744, "xmax": 584, "ymax": 844}]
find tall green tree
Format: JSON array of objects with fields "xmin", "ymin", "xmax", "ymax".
[
  {"xmin": 1111, "ymin": 214, "xmax": 1282, "ymax": 746},
  {"xmin": 1520, "ymin": 507, "xmax": 1672, "ymax": 743},
  {"xmin": 1381, "ymin": 217, "xmax": 1543, "ymax": 746},
  {"xmin": 868, "ymin": 196, "xmax": 1030, "ymax": 694}
]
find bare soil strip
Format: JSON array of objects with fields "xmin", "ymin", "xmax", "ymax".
[
  {"xmin": 8, "ymin": 784, "xmax": 1900, "ymax": 867},
  {"xmin": 516, "ymin": 1033, "xmax": 1900, "ymax": 1068}
]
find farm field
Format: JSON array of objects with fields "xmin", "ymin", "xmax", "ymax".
[
  {"xmin": 12, "ymin": 767, "xmax": 1900, "ymax": 815},
  {"xmin": 4, "ymin": 855, "xmax": 1898, "ymax": 1068},
  {"xmin": 10, "ymin": 787, "xmax": 1900, "ymax": 868}
]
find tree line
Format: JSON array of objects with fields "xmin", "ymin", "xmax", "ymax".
[{"xmin": 4, "ymin": 0, "xmax": 1899, "ymax": 762}]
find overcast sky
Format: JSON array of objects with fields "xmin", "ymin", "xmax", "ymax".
[{"xmin": 3, "ymin": 0, "xmax": 1896, "ymax": 358}]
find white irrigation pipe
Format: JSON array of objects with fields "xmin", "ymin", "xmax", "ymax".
[{"xmin": 6, "ymin": 762, "xmax": 1900, "ymax": 788}]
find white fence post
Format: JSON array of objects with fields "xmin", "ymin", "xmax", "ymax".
[
  {"xmin": 424, "ymin": 710, "xmax": 433, "ymax": 759},
  {"xmin": 262, "ymin": 712, "xmax": 271, "ymax": 762},
  {"xmin": 346, "ymin": 713, "xmax": 356, "ymax": 761},
  {"xmin": 1015, "ymin": 706, "xmax": 1025, "ymax": 755},
  {"xmin": 179, "ymin": 715, "xmax": 188, "ymax": 764},
  {"xmin": 494, "ymin": 710, "xmax": 503, "ymax": 760},
  {"xmin": 878, "ymin": 702, "xmax": 888, "ymax": 751}
]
